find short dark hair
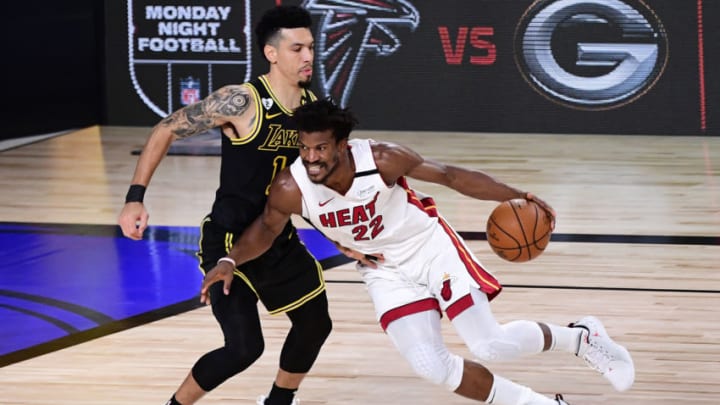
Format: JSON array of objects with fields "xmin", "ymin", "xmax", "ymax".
[
  {"xmin": 254, "ymin": 6, "xmax": 313, "ymax": 57},
  {"xmin": 293, "ymin": 99, "xmax": 358, "ymax": 142}
]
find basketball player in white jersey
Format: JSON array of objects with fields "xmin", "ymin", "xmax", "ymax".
[{"xmin": 201, "ymin": 100, "xmax": 635, "ymax": 405}]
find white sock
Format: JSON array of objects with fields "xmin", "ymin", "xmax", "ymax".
[
  {"xmin": 486, "ymin": 374, "xmax": 557, "ymax": 405},
  {"xmin": 547, "ymin": 323, "xmax": 584, "ymax": 354}
]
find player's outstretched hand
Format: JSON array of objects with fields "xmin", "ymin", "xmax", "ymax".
[
  {"xmin": 525, "ymin": 192, "xmax": 556, "ymax": 230},
  {"xmin": 200, "ymin": 261, "xmax": 235, "ymax": 304},
  {"xmin": 334, "ymin": 242, "xmax": 385, "ymax": 269}
]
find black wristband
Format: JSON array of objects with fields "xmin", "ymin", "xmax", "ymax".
[{"xmin": 125, "ymin": 184, "xmax": 146, "ymax": 203}]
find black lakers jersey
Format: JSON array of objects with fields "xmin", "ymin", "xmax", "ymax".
[{"xmin": 210, "ymin": 75, "xmax": 317, "ymax": 231}]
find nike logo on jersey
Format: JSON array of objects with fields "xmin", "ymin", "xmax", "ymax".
[
  {"xmin": 319, "ymin": 197, "xmax": 335, "ymax": 207},
  {"xmin": 265, "ymin": 111, "xmax": 283, "ymax": 120}
]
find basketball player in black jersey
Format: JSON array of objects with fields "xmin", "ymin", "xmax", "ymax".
[{"xmin": 118, "ymin": 6, "xmax": 354, "ymax": 405}]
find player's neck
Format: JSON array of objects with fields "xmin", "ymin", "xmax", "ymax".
[
  {"xmin": 325, "ymin": 150, "xmax": 356, "ymax": 196},
  {"xmin": 263, "ymin": 71, "xmax": 303, "ymax": 110}
]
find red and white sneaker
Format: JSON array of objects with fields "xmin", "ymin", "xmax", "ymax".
[{"xmin": 570, "ymin": 316, "xmax": 635, "ymax": 391}]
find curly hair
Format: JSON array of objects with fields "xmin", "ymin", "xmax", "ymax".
[{"xmin": 293, "ymin": 99, "xmax": 359, "ymax": 141}]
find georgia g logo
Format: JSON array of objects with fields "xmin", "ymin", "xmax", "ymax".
[
  {"xmin": 301, "ymin": 0, "xmax": 420, "ymax": 107},
  {"xmin": 514, "ymin": 0, "xmax": 668, "ymax": 110}
]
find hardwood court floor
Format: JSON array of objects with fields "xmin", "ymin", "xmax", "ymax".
[{"xmin": 0, "ymin": 126, "xmax": 718, "ymax": 404}]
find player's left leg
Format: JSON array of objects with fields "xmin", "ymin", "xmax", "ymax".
[
  {"xmin": 385, "ymin": 310, "xmax": 567, "ymax": 405},
  {"xmin": 425, "ymin": 227, "xmax": 584, "ymax": 363},
  {"xmin": 570, "ymin": 316, "xmax": 635, "ymax": 391},
  {"xmin": 452, "ymin": 288, "xmax": 634, "ymax": 391},
  {"xmin": 450, "ymin": 288, "xmax": 584, "ymax": 361}
]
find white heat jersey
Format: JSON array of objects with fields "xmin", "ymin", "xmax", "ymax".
[
  {"xmin": 290, "ymin": 138, "xmax": 501, "ymax": 327},
  {"xmin": 289, "ymin": 138, "xmax": 437, "ymax": 265}
]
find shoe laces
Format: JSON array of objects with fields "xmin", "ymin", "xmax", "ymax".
[{"xmin": 583, "ymin": 335, "xmax": 613, "ymax": 373}]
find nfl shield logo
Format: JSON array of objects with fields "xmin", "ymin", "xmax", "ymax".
[
  {"xmin": 127, "ymin": 0, "xmax": 252, "ymax": 117},
  {"xmin": 180, "ymin": 77, "xmax": 201, "ymax": 106}
]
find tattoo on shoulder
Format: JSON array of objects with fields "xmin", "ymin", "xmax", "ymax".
[
  {"xmin": 161, "ymin": 85, "xmax": 252, "ymax": 139},
  {"xmin": 205, "ymin": 85, "xmax": 251, "ymax": 117}
]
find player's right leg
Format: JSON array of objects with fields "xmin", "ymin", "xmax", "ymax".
[
  {"xmin": 248, "ymin": 225, "xmax": 330, "ymax": 405},
  {"xmin": 385, "ymin": 310, "xmax": 467, "ymax": 392},
  {"xmin": 169, "ymin": 277, "xmax": 265, "ymax": 404},
  {"xmin": 167, "ymin": 218, "xmax": 267, "ymax": 404}
]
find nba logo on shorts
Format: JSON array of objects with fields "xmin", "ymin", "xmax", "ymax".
[{"xmin": 180, "ymin": 77, "xmax": 201, "ymax": 106}]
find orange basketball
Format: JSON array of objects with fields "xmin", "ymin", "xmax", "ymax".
[{"xmin": 486, "ymin": 198, "xmax": 552, "ymax": 262}]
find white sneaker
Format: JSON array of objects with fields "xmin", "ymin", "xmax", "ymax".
[
  {"xmin": 570, "ymin": 316, "xmax": 635, "ymax": 391},
  {"xmin": 555, "ymin": 394, "xmax": 570, "ymax": 404},
  {"xmin": 256, "ymin": 395, "xmax": 300, "ymax": 405}
]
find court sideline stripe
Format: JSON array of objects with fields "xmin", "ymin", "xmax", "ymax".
[
  {"xmin": 0, "ymin": 289, "xmax": 115, "ymax": 324},
  {"xmin": 0, "ymin": 298, "xmax": 202, "ymax": 368},
  {"xmin": 2, "ymin": 222, "xmax": 718, "ymax": 246},
  {"xmin": 0, "ymin": 303, "xmax": 79, "ymax": 334},
  {"xmin": 458, "ymin": 231, "xmax": 720, "ymax": 246},
  {"xmin": 325, "ymin": 279, "xmax": 720, "ymax": 295}
]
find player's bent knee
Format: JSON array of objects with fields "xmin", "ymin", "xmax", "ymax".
[
  {"xmin": 279, "ymin": 311, "xmax": 332, "ymax": 373},
  {"xmin": 293, "ymin": 310, "xmax": 332, "ymax": 346},
  {"xmin": 402, "ymin": 344, "xmax": 464, "ymax": 390},
  {"xmin": 227, "ymin": 338, "xmax": 265, "ymax": 365},
  {"xmin": 311, "ymin": 313, "xmax": 333, "ymax": 342},
  {"xmin": 191, "ymin": 339, "xmax": 265, "ymax": 392},
  {"xmin": 288, "ymin": 294, "xmax": 333, "ymax": 347}
]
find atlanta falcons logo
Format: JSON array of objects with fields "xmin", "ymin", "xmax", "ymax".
[{"xmin": 301, "ymin": 0, "xmax": 419, "ymax": 107}]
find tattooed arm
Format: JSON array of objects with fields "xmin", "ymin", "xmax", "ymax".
[
  {"xmin": 163, "ymin": 85, "xmax": 254, "ymax": 139},
  {"xmin": 118, "ymin": 85, "xmax": 254, "ymax": 239}
]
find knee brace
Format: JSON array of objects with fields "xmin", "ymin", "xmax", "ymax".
[
  {"xmin": 401, "ymin": 342, "xmax": 465, "ymax": 390},
  {"xmin": 192, "ymin": 281, "xmax": 266, "ymax": 391},
  {"xmin": 192, "ymin": 339, "xmax": 265, "ymax": 391}
]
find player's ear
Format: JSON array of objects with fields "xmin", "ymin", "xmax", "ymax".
[{"xmin": 264, "ymin": 44, "xmax": 277, "ymax": 64}]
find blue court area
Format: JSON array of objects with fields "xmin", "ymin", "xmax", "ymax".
[
  {"xmin": 0, "ymin": 222, "xmax": 345, "ymax": 366},
  {"xmin": 4, "ymin": 221, "xmax": 716, "ymax": 367}
]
